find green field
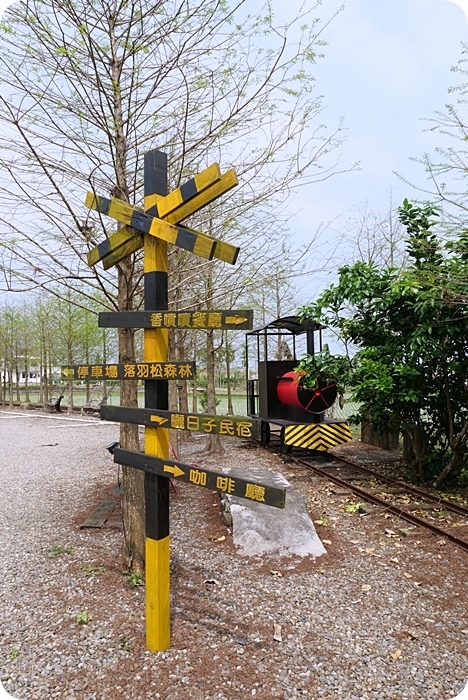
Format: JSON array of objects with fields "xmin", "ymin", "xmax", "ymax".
[{"xmin": 5, "ymin": 387, "xmax": 359, "ymax": 425}]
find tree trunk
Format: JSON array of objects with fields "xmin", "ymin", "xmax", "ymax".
[
  {"xmin": 192, "ymin": 331, "xmax": 198, "ymax": 414},
  {"xmin": 67, "ymin": 345, "xmax": 73, "ymax": 415},
  {"xmin": 107, "ymin": 10, "xmax": 145, "ymax": 570},
  {"xmin": 226, "ymin": 341, "xmax": 234, "ymax": 416},
  {"xmin": 15, "ymin": 361, "xmax": 21, "ymax": 403},
  {"xmin": 118, "ymin": 295, "xmax": 144, "ymax": 571},
  {"xmin": 39, "ymin": 355, "xmax": 44, "ymax": 405},
  {"xmin": 84, "ymin": 336, "xmax": 90, "ymax": 404},
  {"xmin": 48, "ymin": 354, "xmax": 53, "ymax": 400},
  {"xmin": 8, "ymin": 365, "xmax": 14, "ymax": 408},
  {"xmin": 433, "ymin": 419, "xmax": 468, "ymax": 488},
  {"xmin": 24, "ymin": 356, "xmax": 30, "ymax": 403},
  {"xmin": 361, "ymin": 420, "xmax": 399, "ymax": 450},
  {"xmin": 175, "ymin": 329, "xmax": 191, "ymax": 444},
  {"xmin": 205, "ymin": 329, "xmax": 223, "ymax": 454}
]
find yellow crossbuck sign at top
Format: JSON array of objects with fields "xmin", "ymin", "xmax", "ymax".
[{"xmin": 86, "ymin": 163, "xmax": 239, "ymax": 268}]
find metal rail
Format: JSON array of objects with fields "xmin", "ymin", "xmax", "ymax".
[
  {"xmin": 314, "ymin": 453, "xmax": 468, "ymax": 517},
  {"xmin": 292, "ymin": 456, "xmax": 468, "ymax": 554}
]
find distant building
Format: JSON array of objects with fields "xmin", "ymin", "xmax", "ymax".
[{"xmin": 0, "ymin": 360, "xmax": 60, "ymax": 385}]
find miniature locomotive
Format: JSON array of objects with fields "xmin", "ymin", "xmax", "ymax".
[{"xmin": 245, "ymin": 316, "xmax": 352, "ymax": 452}]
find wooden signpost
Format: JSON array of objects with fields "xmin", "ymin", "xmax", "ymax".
[{"xmin": 73, "ymin": 150, "xmax": 286, "ymax": 652}]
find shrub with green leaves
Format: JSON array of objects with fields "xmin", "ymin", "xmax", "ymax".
[{"xmin": 300, "ymin": 200, "xmax": 467, "ymax": 487}]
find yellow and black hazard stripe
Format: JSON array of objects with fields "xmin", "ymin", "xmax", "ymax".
[
  {"xmin": 87, "ymin": 225, "xmax": 140, "ymax": 267},
  {"xmin": 85, "ymin": 192, "xmax": 215, "ymax": 261},
  {"xmin": 101, "ymin": 235, "xmax": 143, "ymax": 270},
  {"xmin": 86, "ymin": 167, "xmax": 239, "ymax": 269},
  {"xmin": 144, "ymin": 162, "xmax": 222, "ymax": 218},
  {"xmin": 149, "ymin": 168, "xmax": 239, "ymax": 227},
  {"xmin": 284, "ymin": 422, "xmax": 352, "ymax": 451}
]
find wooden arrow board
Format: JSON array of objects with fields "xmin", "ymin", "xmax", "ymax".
[
  {"xmin": 86, "ymin": 161, "xmax": 221, "ymax": 267},
  {"xmin": 86, "ymin": 193, "xmax": 216, "ymax": 260},
  {"xmin": 61, "ymin": 362, "xmax": 195, "ymax": 381},
  {"xmin": 88, "ymin": 225, "xmax": 143, "ymax": 269},
  {"xmin": 101, "ymin": 405, "xmax": 260, "ymax": 439},
  {"xmin": 87, "ymin": 168, "xmax": 239, "ymax": 269},
  {"xmin": 98, "ymin": 309, "xmax": 253, "ymax": 331},
  {"xmin": 113, "ymin": 448, "xmax": 286, "ymax": 509}
]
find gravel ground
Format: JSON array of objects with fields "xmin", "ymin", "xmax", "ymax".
[{"xmin": 0, "ymin": 408, "xmax": 467, "ymax": 700}]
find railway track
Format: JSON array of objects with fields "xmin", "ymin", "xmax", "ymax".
[{"xmin": 263, "ymin": 434, "xmax": 468, "ymax": 552}]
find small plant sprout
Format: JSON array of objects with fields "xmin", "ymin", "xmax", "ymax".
[
  {"xmin": 118, "ymin": 635, "xmax": 132, "ymax": 652},
  {"xmin": 48, "ymin": 544, "xmax": 74, "ymax": 558},
  {"xmin": 80, "ymin": 564, "xmax": 106, "ymax": 577},
  {"xmin": 9, "ymin": 648, "xmax": 19, "ymax": 659},
  {"xmin": 344, "ymin": 503, "xmax": 364, "ymax": 513},
  {"xmin": 127, "ymin": 571, "xmax": 144, "ymax": 588},
  {"xmin": 76, "ymin": 611, "xmax": 90, "ymax": 625}
]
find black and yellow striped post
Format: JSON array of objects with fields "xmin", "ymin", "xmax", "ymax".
[{"xmin": 143, "ymin": 150, "xmax": 171, "ymax": 651}]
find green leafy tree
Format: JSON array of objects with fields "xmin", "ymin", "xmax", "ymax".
[
  {"xmin": 401, "ymin": 45, "xmax": 468, "ymax": 305},
  {"xmin": 299, "ymin": 200, "xmax": 468, "ymax": 487}
]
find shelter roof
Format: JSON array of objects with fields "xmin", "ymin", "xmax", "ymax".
[{"xmin": 247, "ymin": 315, "xmax": 324, "ymax": 336}]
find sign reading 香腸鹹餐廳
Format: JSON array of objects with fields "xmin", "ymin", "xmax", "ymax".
[
  {"xmin": 100, "ymin": 404, "xmax": 260, "ymax": 439},
  {"xmin": 113, "ymin": 448, "xmax": 286, "ymax": 509},
  {"xmin": 98, "ymin": 309, "xmax": 253, "ymax": 331},
  {"xmin": 61, "ymin": 362, "xmax": 195, "ymax": 381}
]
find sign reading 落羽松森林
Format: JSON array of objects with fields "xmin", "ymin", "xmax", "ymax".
[{"xmin": 61, "ymin": 362, "xmax": 195, "ymax": 381}]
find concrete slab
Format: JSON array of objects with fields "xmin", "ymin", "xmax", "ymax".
[{"xmin": 220, "ymin": 462, "xmax": 326, "ymax": 559}]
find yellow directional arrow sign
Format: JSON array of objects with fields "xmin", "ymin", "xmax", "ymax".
[
  {"xmin": 61, "ymin": 368, "xmax": 75, "ymax": 379},
  {"xmin": 61, "ymin": 362, "xmax": 195, "ymax": 381},
  {"xmin": 149, "ymin": 415, "xmax": 169, "ymax": 426},
  {"xmin": 101, "ymin": 405, "xmax": 260, "ymax": 439},
  {"xmin": 98, "ymin": 309, "xmax": 253, "ymax": 331},
  {"xmin": 113, "ymin": 448, "xmax": 286, "ymax": 509},
  {"xmin": 225, "ymin": 315, "xmax": 250, "ymax": 326},
  {"xmin": 163, "ymin": 464, "xmax": 185, "ymax": 478}
]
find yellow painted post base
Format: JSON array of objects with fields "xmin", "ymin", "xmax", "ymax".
[{"xmin": 145, "ymin": 535, "xmax": 170, "ymax": 651}]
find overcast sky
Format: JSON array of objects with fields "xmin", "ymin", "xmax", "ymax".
[
  {"xmin": 0, "ymin": 0, "xmax": 467, "ymax": 294},
  {"xmin": 0, "ymin": 0, "xmax": 465, "ymax": 222},
  {"xmin": 285, "ymin": 0, "xmax": 468, "ymax": 238}
]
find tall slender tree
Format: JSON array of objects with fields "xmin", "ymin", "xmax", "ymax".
[{"xmin": 0, "ymin": 0, "xmax": 349, "ymax": 567}]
